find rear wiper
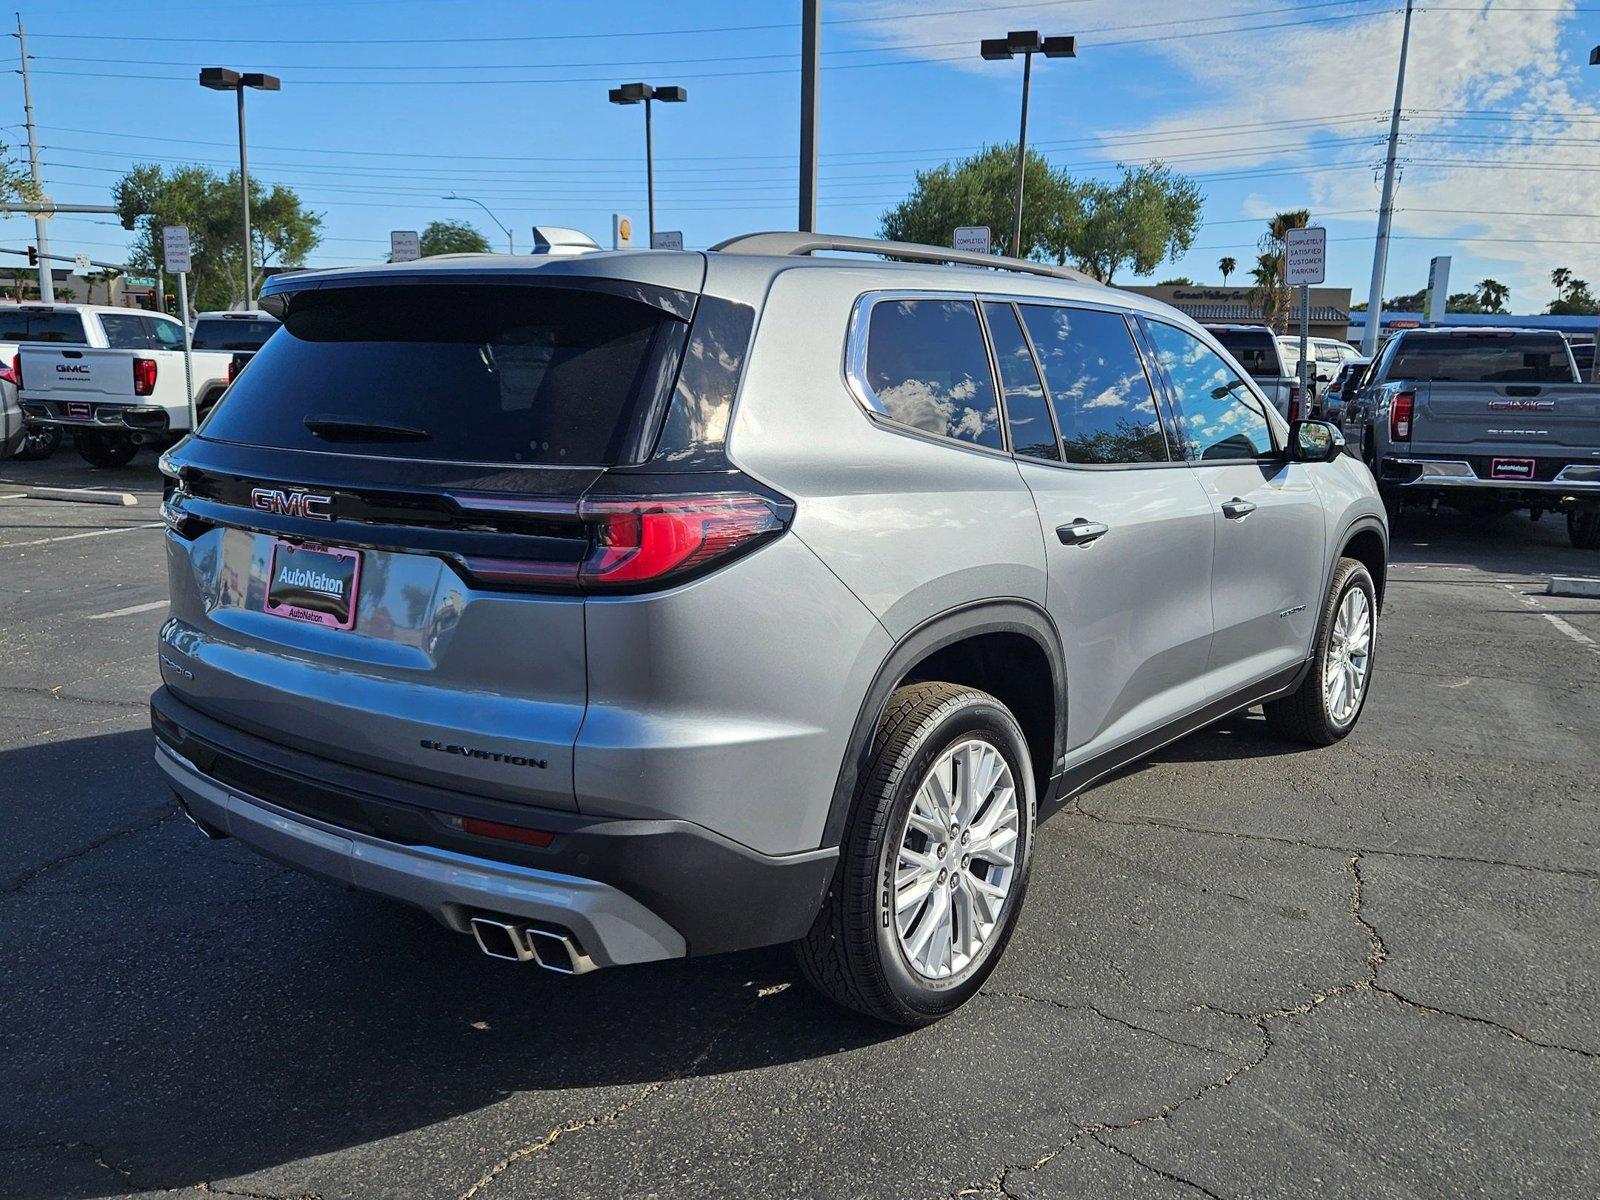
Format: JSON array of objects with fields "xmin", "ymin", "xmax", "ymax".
[{"xmin": 304, "ymin": 416, "xmax": 430, "ymax": 443}]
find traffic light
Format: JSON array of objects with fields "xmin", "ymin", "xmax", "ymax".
[{"xmin": 26, "ymin": 246, "xmax": 37, "ymax": 267}]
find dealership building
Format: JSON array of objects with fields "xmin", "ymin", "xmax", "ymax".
[{"xmin": 1124, "ymin": 285, "xmax": 1354, "ymax": 342}]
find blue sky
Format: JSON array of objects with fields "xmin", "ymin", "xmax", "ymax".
[{"xmin": 5, "ymin": 0, "xmax": 1600, "ymax": 310}]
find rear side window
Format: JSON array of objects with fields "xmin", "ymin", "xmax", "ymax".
[
  {"xmin": 1387, "ymin": 334, "xmax": 1575, "ymax": 383},
  {"xmin": 862, "ymin": 299, "xmax": 1002, "ymax": 450},
  {"xmin": 1020, "ymin": 304, "xmax": 1168, "ymax": 465},
  {"xmin": 201, "ymin": 285, "xmax": 687, "ymax": 466},
  {"xmin": 1209, "ymin": 329, "xmax": 1280, "ymax": 378},
  {"xmin": 1147, "ymin": 322, "xmax": 1275, "ymax": 461},
  {"xmin": 981, "ymin": 302, "xmax": 1058, "ymax": 461},
  {"xmin": 99, "ymin": 312, "xmax": 151, "ymax": 349},
  {"xmin": 192, "ymin": 318, "xmax": 278, "ymax": 351},
  {"xmin": 0, "ymin": 310, "xmax": 86, "ymax": 344}
]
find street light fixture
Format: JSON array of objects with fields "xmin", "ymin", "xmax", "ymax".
[
  {"xmin": 443, "ymin": 193, "xmax": 514, "ymax": 254},
  {"xmin": 608, "ymin": 82, "xmax": 687, "ymax": 245},
  {"xmin": 199, "ymin": 68, "xmax": 280, "ymax": 304},
  {"xmin": 978, "ymin": 31, "xmax": 1074, "ymax": 257}
]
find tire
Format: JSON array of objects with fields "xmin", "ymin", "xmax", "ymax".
[
  {"xmin": 1569, "ymin": 510, "xmax": 1600, "ymax": 550},
  {"xmin": 797, "ymin": 682, "xmax": 1037, "ymax": 1026},
  {"xmin": 74, "ymin": 429, "xmax": 139, "ymax": 469},
  {"xmin": 12, "ymin": 423, "xmax": 61, "ymax": 461},
  {"xmin": 1265, "ymin": 557, "xmax": 1378, "ymax": 746}
]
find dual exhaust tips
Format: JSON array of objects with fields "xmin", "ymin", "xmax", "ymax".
[{"xmin": 469, "ymin": 915, "xmax": 597, "ymax": 975}]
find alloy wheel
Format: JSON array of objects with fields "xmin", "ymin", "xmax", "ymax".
[{"xmin": 1324, "ymin": 586, "xmax": 1373, "ymax": 724}]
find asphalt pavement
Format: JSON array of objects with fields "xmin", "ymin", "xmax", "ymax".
[{"xmin": 1, "ymin": 450, "xmax": 1596, "ymax": 1200}]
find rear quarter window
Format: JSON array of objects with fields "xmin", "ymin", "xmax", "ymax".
[
  {"xmin": 860, "ymin": 298, "xmax": 1003, "ymax": 450},
  {"xmin": 199, "ymin": 284, "xmax": 689, "ymax": 466}
]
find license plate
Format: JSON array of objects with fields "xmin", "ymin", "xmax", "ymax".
[
  {"xmin": 1490, "ymin": 457, "xmax": 1536, "ymax": 480},
  {"xmin": 264, "ymin": 540, "xmax": 362, "ymax": 630},
  {"xmin": 65, "ymin": 401, "xmax": 93, "ymax": 420}
]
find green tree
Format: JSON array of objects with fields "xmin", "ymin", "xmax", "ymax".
[
  {"xmin": 1157, "ymin": 276, "xmax": 1195, "ymax": 286},
  {"xmin": 1549, "ymin": 270, "xmax": 1599, "ymax": 316},
  {"xmin": 879, "ymin": 144, "xmax": 1066, "ymax": 259},
  {"xmin": 1056, "ymin": 163, "xmax": 1203, "ymax": 284},
  {"xmin": 1218, "ymin": 256, "xmax": 1236, "ymax": 285},
  {"xmin": 1475, "ymin": 278, "xmax": 1510, "ymax": 313},
  {"xmin": 115, "ymin": 164, "xmax": 322, "ymax": 309},
  {"xmin": 419, "ymin": 219, "xmax": 491, "ymax": 257}
]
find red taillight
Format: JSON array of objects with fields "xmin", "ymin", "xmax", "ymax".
[
  {"xmin": 1287, "ymin": 385, "xmax": 1302, "ymax": 424},
  {"xmin": 11, "ymin": 352, "xmax": 20, "ymax": 389},
  {"xmin": 227, "ymin": 359, "xmax": 239, "ymax": 384},
  {"xmin": 133, "ymin": 357, "xmax": 158, "ymax": 397},
  {"xmin": 1390, "ymin": 390, "xmax": 1414, "ymax": 442},
  {"xmin": 454, "ymin": 816, "xmax": 554, "ymax": 848},
  {"xmin": 461, "ymin": 491, "xmax": 790, "ymax": 592}
]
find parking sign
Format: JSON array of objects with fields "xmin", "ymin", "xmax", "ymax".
[
  {"xmin": 162, "ymin": 225, "xmax": 191, "ymax": 274},
  {"xmin": 1284, "ymin": 226, "xmax": 1326, "ymax": 286},
  {"xmin": 389, "ymin": 230, "xmax": 421, "ymax": 263},
  {"xmin": 954, "ymin": 226, "xmax": 991, "ymax": 255}
]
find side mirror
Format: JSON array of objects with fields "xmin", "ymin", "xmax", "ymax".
[{"xmin": 1290, "ymin": 419, "xmax": 1345, "ymax": 463}]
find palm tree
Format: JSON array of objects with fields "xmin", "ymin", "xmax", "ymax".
[
  {"xmin": 1218, "ymin": 256, "xmax": 1237, "ymax": 286},
  {"xmin": 1475, "ymin": 278, "xmax": 1510, "ymax": 314},
  {"xmin": 1248, "ymin": 252, "xmax": 1288, "ymax": 331},
  {"xmin": 1552, "ymin": 267, "xmax": 1573, "ymax": 299}
]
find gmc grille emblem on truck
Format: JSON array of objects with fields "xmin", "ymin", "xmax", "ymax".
[
  {"xmin": 250, "ymin": 487, "xmax": 334, "ymax": 521},
  {"xmin": 56, "ymin": 364, "xmax": 91, "ymax": 375}
]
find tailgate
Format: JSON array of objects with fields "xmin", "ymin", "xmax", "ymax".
[
  {"xmin": 1415, "ymin": 384, "xmax": 1600, "ymax": 454},
  {"xmin": 18, "ymin": 346, "xmax": 136, "ymax": 400}
]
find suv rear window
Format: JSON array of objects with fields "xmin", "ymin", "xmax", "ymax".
[
  {"xmin": 192, "ymin": 317, "xmax": 278, "ymax": 351},
  {"xmin": 0, "ymin": 310, "xmax": 86, "ymax": 344},
  {"xmin": 200, "ymin": 285, "xmax": 687, "ymax": 466},
  {"xmin": 1387, "ymin": 334, "xmax": 1575, "ymax": 383},
  {"xmin": 1208, "ymin": 329, "xmax": 1280, "ymax": 378}
]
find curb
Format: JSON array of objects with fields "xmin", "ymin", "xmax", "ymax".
[
  {"xmin": 24, "ymin": 487, "xmax": 139, "ymax": 507},
  {"xmin": 1547, "ymin": 576, "xmax": 1600, "ymax": 599}
]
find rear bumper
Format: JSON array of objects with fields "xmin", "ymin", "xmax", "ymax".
[
  {"xmin": 1379, "ymin": 456, "xmax": 1600, "ymax": 496},
  {"xmin": 21, "ymin": 399, "xmax": 171, "ymax": 433},
  {"xmin": 151, "ymin": 687, "xmax": 837, "ymax": 963}
]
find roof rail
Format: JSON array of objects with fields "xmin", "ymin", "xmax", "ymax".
[{"xmin": 708, "ymin": 231, "xmax": 1098, "ymax": 286}]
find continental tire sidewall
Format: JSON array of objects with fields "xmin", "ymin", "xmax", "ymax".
[{"xmin": 871, "ymin": 698, "xmax": 1035, "ymax": 1019}]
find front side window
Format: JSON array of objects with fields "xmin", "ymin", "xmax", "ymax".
[
  {"xmin": 863, "ymin": 298, "xmax": 1002, "ymax": 450},
  {"xmin": 145, "ymin": 317, "xmax": 185, "ymax": 349},
  {"xmin": 1147, "ymin": 322, "xmax": 1276, "ymax": 462},
  {"xmin": 981, "ymin": 302, "xmax": 1058, "ymax": 461},
  {"xmin": 1019, "ymin": 304, "xmax": 1168, "ymax": 465}
]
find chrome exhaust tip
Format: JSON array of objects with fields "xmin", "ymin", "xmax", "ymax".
[
  {"xmin": 176, "ymin": 797, "xmax": 228, "ymax": 840},
  {"xmin": 468, "ymin": 916, "xmax": 598, "ymax": 974}
]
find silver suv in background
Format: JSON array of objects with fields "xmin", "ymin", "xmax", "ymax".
[{"xmin": 154, "ymin": 235, "xmax": 1387, "ymax": 1025}]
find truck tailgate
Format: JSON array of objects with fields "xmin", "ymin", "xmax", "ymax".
[
  {"xmin": 18, "ymin": 346, "xmax": 137, "ymax": 400},
  {"xmin": 1416, "ymin": 383, "xmax": 1600, "ymax": 454}
]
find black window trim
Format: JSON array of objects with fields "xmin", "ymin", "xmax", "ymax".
[
  {"xmin": 1138, "ymin": 314, "xmax": 1288, "ymax": 466},
  {"xmin": 843, "ymin": 289, "xmax": 1015, "ymax": 462},
  {"xmin": 989, "ymin": 293, "xmax": 1183, "ymax": 472}
]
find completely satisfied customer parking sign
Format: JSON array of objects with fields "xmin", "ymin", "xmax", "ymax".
[
  {"xmin": 162, "ymin": 225, "xmax": 191, "ymax": 274},
  {"xmin": 1284, "ymin": 226, "xmax": 1326, "ymax": 286}
]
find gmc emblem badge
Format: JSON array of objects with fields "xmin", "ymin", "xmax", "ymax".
[{"xmin": 250, "ymin": 486, "xmax": 334, "ymax": 521}]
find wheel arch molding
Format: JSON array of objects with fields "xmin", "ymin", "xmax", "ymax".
[{"xmin": 821, "ymin": 599, "xmax": 1067, "ymax": 848}]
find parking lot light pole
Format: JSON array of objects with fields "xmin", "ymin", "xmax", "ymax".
[
  {"xmin": 443, "ymin": 193, "xmax": 514, "ymax": 254},
  {"xmin": 199, "ymin": 68, "xmax": 281, "ymax": 305},
  {"xmin": 609, "ymin": 82, "xmax": 687, "ymax": 245},
  {"xmin": 979, "ymin": 32, "xmax": 1074, "ymax": 257},
  {"xmin": 1587, "ymin": 46, "xmax": 1600, "ymax": 380}
]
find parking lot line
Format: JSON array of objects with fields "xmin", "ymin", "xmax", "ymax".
[
  {"xmin": 86, "ymin": 600, "xmax": 168, "ymax": 620},
  {"xmin": 1503, "ymin": 583, "xmax": 1600, "ymax": 659},
  {"xmin": 2, "ymin": 522, "xmax": 163, "ymax": 549}
]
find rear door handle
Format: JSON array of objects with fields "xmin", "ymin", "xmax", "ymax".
[
  {"xmin": 1221, "ymin": 498, "xmax": 1257, "ymax": 520},
  {"xmin": 1057, "ymin": 519, "xmax": 1110, "ymax": 546}
]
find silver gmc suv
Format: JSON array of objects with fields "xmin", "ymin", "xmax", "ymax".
[{"xmin": 153, "ymin": 234, "xmax": 1387, "ymax": 1025}]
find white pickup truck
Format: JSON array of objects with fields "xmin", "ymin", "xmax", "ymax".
[{"xmin": 12, "ymin": 304, "xmax": 244, "ymax": 467}]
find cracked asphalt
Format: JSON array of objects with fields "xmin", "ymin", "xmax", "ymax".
[{"xmin": 2, "ymin": 450, "xmax": 1597, "ymax": 1200}]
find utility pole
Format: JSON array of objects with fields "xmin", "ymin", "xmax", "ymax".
[
  {"xmin": 15, "ymin": 16, "xmax": 52, "ymax": 302},
  {"xmin": 799, "ymin": 0, "xmax": 820, "ymax": 233},
  {"xmin": 1362, "ymin": 0, "xmax": 1416, "ymax": 357}
]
